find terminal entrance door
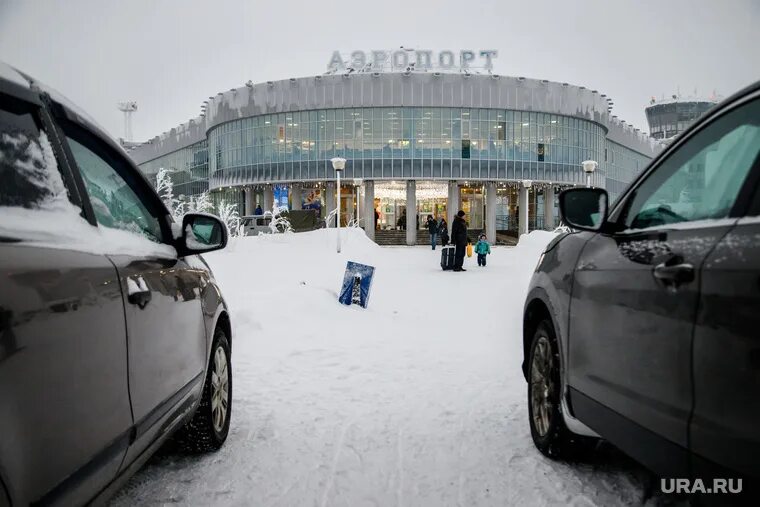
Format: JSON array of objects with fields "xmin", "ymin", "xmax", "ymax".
[
  {"xmin": 417, "ymin": 199, "xmax": 447, "ymax": 229},
  {"xmin": 461, "ymin": 187, "xmax": 484, "ymax": 229}
]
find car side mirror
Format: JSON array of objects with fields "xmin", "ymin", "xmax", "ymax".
[
  {"xmin": 178, "ymin": 213, "xmax": 228, "ymax": 256},
  {"xmin": 558, "ymin": 188, "xmax": 609, "ymax": 232}
]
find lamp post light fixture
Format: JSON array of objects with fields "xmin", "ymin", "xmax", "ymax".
[
  {"xmin": 331, "ymin": 157, "xmax": 346, "ymax": 253},
  {"xmin": 582, "ymin": 160, "xmax": 598, "ymax": 188}
]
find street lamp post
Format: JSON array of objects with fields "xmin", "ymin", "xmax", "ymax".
[
  {"xmin": 331, "ymin": 157, "xmax": 346, "ymax": 253},
  {"xmin": 582, "ymin": 160, "xmax": 598, "ymax": 188}
]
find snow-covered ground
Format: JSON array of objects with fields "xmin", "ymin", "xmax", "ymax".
[{"xmin": 110, "ymin": 229, "xmax": 662, "ymax": 506}]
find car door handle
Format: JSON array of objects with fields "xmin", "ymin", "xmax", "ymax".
[
  {"xmin": 653, "ymin": 261, "xmax": 695, "ymax": 286},
  {"xmin": 127, "ymin": 276, "xmax": 152, "ymax": 309}
]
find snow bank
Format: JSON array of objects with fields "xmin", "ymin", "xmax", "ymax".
[{"xmin": 515, "ymin": 230, "xmax": 560, "ymax": 256}]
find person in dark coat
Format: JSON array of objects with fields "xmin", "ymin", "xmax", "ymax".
[
  {"xmin": 425, "ymin": 215, "xmax": 439, "ymax": 250},
  {"xmin": 451, "ymin": 210, "xmax": 468, "ymax": 272},
  {"xmin": 374, "ymin": 209, "xmax": 380, "ymax": 230},
  {"xmin": 397, "ymin": 209, "xmax": 407, "ymax": 230},
  {"xmin": 439, "ymin": 217, "xmax": 449, "ymax": 246},
  {"xmin": 255, "ymin": 203, "xmax": 263, "ymax": 215}
]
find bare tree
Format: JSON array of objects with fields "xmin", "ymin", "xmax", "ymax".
[
  {"xmin": 217, "ymin": 200, "xmax": 242, "ymax": 238},
  {"xmin": 155, "ymin": 168, "xmax": 184, "ymax": 220},
  {"xmin": 192, "ymin": 191, "xmax": 213, "ymax": 214}
]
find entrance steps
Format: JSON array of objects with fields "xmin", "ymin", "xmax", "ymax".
[{"xmin": 372, "ymin": 229, "xmax": 517, "ymax": 246}]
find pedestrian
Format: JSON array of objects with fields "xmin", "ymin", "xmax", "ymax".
[
  {"xmin": 475, "ymin": 233, "xmax": 491, "ymax": 267},
  {"xmin": 374, "ymin": 208, "xmax": 380, "ymax": 230},
  {"xmin": 397, "ymin": 209, "xmax": 407, "ymax": 230},
  {"xmin": 451, "ymin": 210, "xmax": 468, "ymax": 272},
  {"xmin": 439, "ymin": 217, "xmax": 449, "ymax": 246},
  {"xmin": 255, "ymin": 203, "xmax": 263, "ymax": 215},
  {"xmin": 425, "ymin": 215, "xmax": 439, "ymax": 250}
]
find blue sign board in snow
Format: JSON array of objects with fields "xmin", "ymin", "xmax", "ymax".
[{"xmin": 338, "ymin": 261, "xmax": 375, "ymax": 309}]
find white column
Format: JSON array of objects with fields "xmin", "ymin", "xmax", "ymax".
[
  {"xmin": 244, "ymin": 188, "xmax": 254, "ymax": 216},
  {"xmin": 364, "ymin": 180, "xmax": 375, "ymax": 241},
  {"xmin": 447, "ymin": 180, "xmax": 459, "ymax": 237},
  {"xmin": 325, "ymin": 181, "xmax": 336, "ymax": 226},
  {"xmin": 486, "ymin": 181, "xmax": 497, "ymax": 244},
  {"xmin": 263, "ymin": 185, "xmax": 274, "ymax": 212},
  {"xmin": 519, "ymin": 182, "xmax": 529, "ymax": 236},
  {"xmin": 406, "ymin": 180, "xmax": 416, "ymax": 246},
  {"xmin": 354, "ymin": 185, "xmax": 364, "ymax": 224},
  {"xmin": 543, "ymin": 186, "xmax": 555, "ymax": 230},
  {"xmin": 290, "ymin": 184, "xmax": 302, "ymax": 210}
]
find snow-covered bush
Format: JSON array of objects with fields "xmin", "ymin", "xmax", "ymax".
[
  {"xmin": 263, "ymin": 204, "xmax": 293, "ymax": 234},
  {"xmin": 155, "ymin": 172, "xmax": 239, "ymax": 238}
]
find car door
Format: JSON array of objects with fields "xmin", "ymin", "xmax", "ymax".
[
  {"xmin": 691, "ymin": 104, "xmax": 760, "ymax": 484},
  {"xmin": 0, "ymin": 89, "xmax": 131, "ymax": 505},
  {"xmin": 568, "ymin": 96, "xmax": 760, "ymax": 478},
  {"xmin": 58, "ymin": 120, "xmax": 209, "ymax": 463}
]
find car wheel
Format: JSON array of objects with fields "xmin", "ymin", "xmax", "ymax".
[
  {"xmin": 528, "ymin": 319, "xmax": 596, "ymax": 459},
  {"xmin": 175, "ymin": 327, "xmax": 232, "ymax": 452}
]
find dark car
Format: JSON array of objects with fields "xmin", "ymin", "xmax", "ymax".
[
  {"xmin": 0, "ymin": 63, "xmax": 233, "ymax": 506},
  {"xmin": 523, "ymin": 80, "xmax": 760, "ymax": 499}
]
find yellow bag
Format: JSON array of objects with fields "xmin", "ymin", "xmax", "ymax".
[{"xmin": 466, "ymin": 244, "xmax": 473, "ymax": 257}]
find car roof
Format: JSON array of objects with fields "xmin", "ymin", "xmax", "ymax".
[
  {"xmin": 0, "ymin": 60, "xmax": 129, "ymax": 160},
  {"xmin": 0, "ymin": 60, "xmax": 171, "ymax": 218},
  {"xmin": 0, "ymin": 61, "xmax": 30, "ymax": 88}
]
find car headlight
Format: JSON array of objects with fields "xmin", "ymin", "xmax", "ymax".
[{"xmin": 535, "ymin": 251, "xmax": 546, "ymax": 272}]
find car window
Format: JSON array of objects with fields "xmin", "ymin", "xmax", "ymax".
[
  {"xmin": 623, "ymin": 98, "xmax": 760, "ymax": 230},
  {"xmin": 66, "ymin": 136, "xmax": 164, "ymax": 243},
  {"xmin": 0, "ymin": 97, "xmax": 68, "ymax": 209}
]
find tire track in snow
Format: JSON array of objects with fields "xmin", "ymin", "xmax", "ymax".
[
  {"xmin": 320, "ymin": 415, "xmax": 355, "ymax": 507},
  {"xmin": 396, "ymin": 426, "xmax": 404, "ymax": 507}
]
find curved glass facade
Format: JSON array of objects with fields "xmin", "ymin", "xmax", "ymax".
[
  {"xmin": 138, "ymin": 140, "xmax": 209, "ymax": 198},
  {"xmin": 208, "ymin": 107, "xmax": 607, "ymax": 189}
]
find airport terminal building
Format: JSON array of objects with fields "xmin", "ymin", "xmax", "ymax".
[{"xmin": 127, "ymin": 51, "xmax": 661, "ymax": 244}]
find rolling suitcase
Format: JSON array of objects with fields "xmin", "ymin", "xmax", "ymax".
[{"xmin": 440, "ymin": 245, "xmax": 456, "ymax": 271}]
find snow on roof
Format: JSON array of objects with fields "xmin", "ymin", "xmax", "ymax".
[{"xmin": 646, "ymin": 94, "xmax": 722, "ymax": 108}]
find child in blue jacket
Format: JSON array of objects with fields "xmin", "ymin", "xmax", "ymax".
[{"xmin": 475, "ymin": 233, "xmax": 491, "ymax": 267}]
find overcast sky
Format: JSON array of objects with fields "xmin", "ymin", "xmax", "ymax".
[{"xmin": 1, "ymin": 0, "xmax": 758, "ymax": 141}]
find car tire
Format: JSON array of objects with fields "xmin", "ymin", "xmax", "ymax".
[
  {"xmin": 527, "ymin": 319, "xmax": 596, "ymax": 460},
  {"xmin": 175, "ymin": 327, "xmax": 232, "ymax": 453}
]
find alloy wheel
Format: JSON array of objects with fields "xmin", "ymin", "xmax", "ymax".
[
  {"xmin": 531, "ymin": 335, "xmax": 554, "ymax": 437},
  {"xmin": 210, "ymin": 346, "xmax": 229, "ymax": 433}
]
